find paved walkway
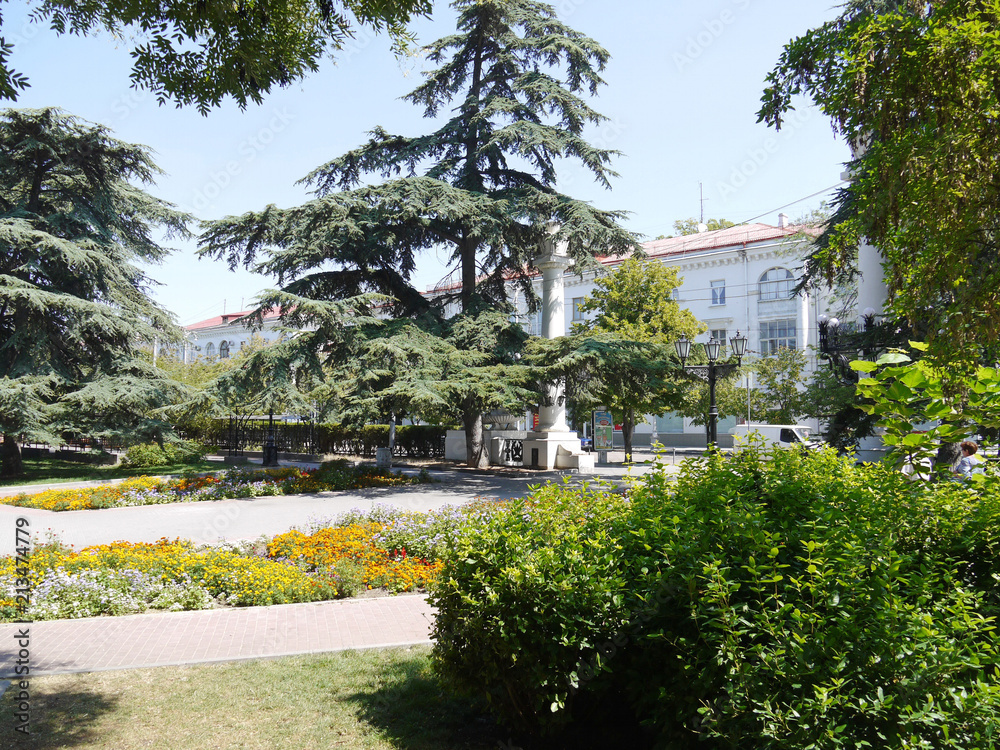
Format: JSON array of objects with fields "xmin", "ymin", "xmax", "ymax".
[
  {"xmin": 0, "ymin": 454, "xmax": 687, "ymax": 683},
  {"xmin": 0, "ymin": 594, "xmax": 434, "ymax": 678}
]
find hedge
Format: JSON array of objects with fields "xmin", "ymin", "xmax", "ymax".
[{"xmin": 430, "ymin": 447, "xmax": 1000, "ymax": 748}]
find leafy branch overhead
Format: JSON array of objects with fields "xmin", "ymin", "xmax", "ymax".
[
  {"xmin": 760, "ymin": 0, "xmax": 1000, "ymax": 368},
  {"xmin": 3, "ymin": 0, "xmax": 433, "ymax": 112}
]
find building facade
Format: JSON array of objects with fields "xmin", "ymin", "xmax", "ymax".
[
  {"xmin": 505, "ymin": 218, "xmax": 838, "ymax": 445},
  {"xmin": 175, "ymin": 309, "xmax": 284, "ymax": 364}
]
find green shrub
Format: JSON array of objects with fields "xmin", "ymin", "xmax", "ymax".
[
  {"xmin": 432, "ymin": 448, "xmax": 1000, "ymax": 747},
  {"xmin": 619, "ymin": 447, "xmax": 1000, "ymax": 749},
  {"xmin": 430, "ymin": 479, "xmax": 634, "ymax": 731},
  {"xmin": 162, "ymin": 440, "xmax": 210, "ymax": 464},
  {"xmin": 121, "ymin": 443, "xmax": 168, "ymax": 468},
  {"xmin": 121, "ymin": 440, "xmax": 208, "ymax": 468}
]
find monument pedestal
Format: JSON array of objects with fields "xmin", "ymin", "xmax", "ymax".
[{"xmin": 522, "ymin": 431, "xmax": 594, "ymax": 472}]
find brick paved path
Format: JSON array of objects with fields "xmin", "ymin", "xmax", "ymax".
[{"xmin": 0, "ymin": 594, "xmax": 434, "ymax": 677}]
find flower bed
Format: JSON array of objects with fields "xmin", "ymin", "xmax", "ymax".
[
  {"xmin": 0, "ymin": 500, "xmax": 506, "ymax": 621},
  {"xmin": 0, "ymin": 463, "xmax": 424, "ymax": 511}
]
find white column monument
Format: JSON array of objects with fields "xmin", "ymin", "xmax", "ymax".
[{"xmin": 522, "ymin": 234, "xmax": 594, "ymax": 471}]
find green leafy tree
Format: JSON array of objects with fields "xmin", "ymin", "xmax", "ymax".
[
  {"xmin": 759, "ymin": 0, "xmax": 1000, "ymax": 370},
  {"xmin": 670, "ymin": 217, "xmax": 736, "ymax": 236},
  {"xmin": 747, "ymin": 346, "xmax": 809, "ymax": 424},
  {"xmin": 682, "ymin": 348, "xmax": 809, "ymax": 434},
  {"xmin": 155, "ymin": 334, "xmax": 273, "ymax": 440},
  {"xmin": 800, "ymin": 364, "xmax": 875, "ymax": 449},
  {"xmin": 199, "ymin": 0, "xmax": 636, "ymax": 467},
  {"xmin": 570, "ymin": 257, "xmax": 703, "ymax": 458},
  {"xmin": 0, "ymin": 107, "xmax": 189, "ymax": 475},
  {"xmin": 851, "ymin": 343, "xmax": 986, "ymax": 480},
  {"xmin": 1, "ymin": 0, "xmax": 432, "ymax": 111}
]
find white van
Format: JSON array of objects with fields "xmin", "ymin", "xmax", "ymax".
[{"xmin": 730, "ymin": 424, "xmax": 818, "ymax": 451}]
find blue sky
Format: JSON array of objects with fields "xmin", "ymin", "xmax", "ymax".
[{"xmin": 4, "ymin": 0, "xmax": 848, "ymax": 326}]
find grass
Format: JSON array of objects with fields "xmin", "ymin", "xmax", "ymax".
[
  {"xmin": 0, "ymin": 456, "xmax": 222, "ymax": 488},
  {"xmin": 0, "ymin": 648, "xmax": 504, "ymax": 750},
  {"xmin": 0, "ymin": 647, "xmax": 652, "ymax": 749}
]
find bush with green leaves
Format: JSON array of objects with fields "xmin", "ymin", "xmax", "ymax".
[
  {"xmin": 430, "ymin": 479, "xmax": 636, "ymax": 730},
  {"xmin": 121, "ymin": 440, "xmax": 208, "ymax": 468},
  {"xmin": 620, "ymin": 448, "xmax": 1000, "ymax": 749},
  {"xmin": 432, "ymin": 448, "xmax": 1000, "ymax": 748}
]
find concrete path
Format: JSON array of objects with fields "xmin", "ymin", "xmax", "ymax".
[
  {"xmin": 0, "ymin": 458, "xmax": 680, "ymax": 555},
  {"xmin": 0, "ymin": 594, "xmax": 434, "ymax": 678}
]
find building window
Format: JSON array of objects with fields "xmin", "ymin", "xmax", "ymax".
[
  {"xmin": 710, "ymin": 328, "xmax": 727, "ymax": 351},
  {"xmin": 654, "ymin": 412, "xmax": 685, "ymax": 434},
  {"xmin": 759, "ymin": 319, "xmax": 797, "ymax": 354},
  {"xmin": 219, "ymin": 341, "xmax": 230, "ymax": 359},
  {"xmin": 758, "ymin": 267, "xmax": 795, "ymax": 300},
  {"xmin": 204, "ymin": 342, "xmax": 216, "ymax": 359},
  {"xmin": 571, "ymin": 297, "xmax": 585, "ymax": 321},
  {"xmin": 672, "ymin": 288, "xmax": 680, "ymax": 301},
  {"xmin": 710, "ymin": 280, "xmax": 726, "ymax": 305}
]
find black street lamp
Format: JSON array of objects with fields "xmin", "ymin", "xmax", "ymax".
[
  {"xmin": 676, "ymin": 331, "xmax": 748, "ymax": 448},
  {"xmin": 262, "ymin": 409, "xmax": 279, "ymax": 467}
]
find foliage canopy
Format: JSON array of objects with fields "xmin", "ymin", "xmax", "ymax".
[
  {"xmin": 1, "ymin": 0, "xmax": 432, "ymax": 112},
  {"xmin": 760, "ymin": 0, "xmax": 1000, "ymax": 368},
  {"xmin": 0, "ymin": 107, "xmax": 188, "ymax": 474}
]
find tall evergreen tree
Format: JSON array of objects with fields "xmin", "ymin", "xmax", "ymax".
[
  {"xmin": 0, "ymin": 107, "xmax": 189, "ymax": 475},
  {"xmin": 200, "ymin": 0, "xmax": 637, "ymax": 467}
]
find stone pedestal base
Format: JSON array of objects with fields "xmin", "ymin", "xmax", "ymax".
[
  {"xmin": 522, "ymin": 432, "xmax": 594, "ymax": 472},
  {"xmin": 445, "ymin": 430, "xmax": 468, "ymax": 462}
]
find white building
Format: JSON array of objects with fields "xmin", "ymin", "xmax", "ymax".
[
  {"xmin": 503, "ymin": 217, "xmax": 839, "ymax": 446},
  {"xmin": 175, "ymin": 308, "xmax": 285, "ymax": 363}
]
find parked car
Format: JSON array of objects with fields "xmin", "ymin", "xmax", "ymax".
[{"xmin": 730, "ymin": 424, "xmax": 820, "ymax": 451}]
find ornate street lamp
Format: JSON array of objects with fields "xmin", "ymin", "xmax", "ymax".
[{"xmin": 676, "ymin": 331, "xmax": 748, "ymax": 448}]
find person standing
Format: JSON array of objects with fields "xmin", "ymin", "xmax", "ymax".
[{"xmin": 954, "ymin": 441, "xmax": 985, "ymax": 480}]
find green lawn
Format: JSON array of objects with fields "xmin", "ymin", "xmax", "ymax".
[
  {"xmin": 0, "ymin": 456, "xmax": 222, "ymax": 488},
  {"xmin": 1, "ymin": 648, "xmax": 501, "ymax": 750},
  {"xmin": 0, "ymin": 647, "xmax": 646, "ymax": 749}
]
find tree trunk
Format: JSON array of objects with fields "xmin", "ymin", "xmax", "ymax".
[
  {"xmin": 935, "ymin": 441, "xmax": 962, "ymax": 472},
  {"xmin": 1, "ymin": 433, "xmax": 24, "ymax": 476},
  {"xmin": 623, "ymin": 409, "xmax": 635, "ymax": 464},
  {"xmin": 463, "ymin": 408, "xmax": 489, "ymax": 469}
]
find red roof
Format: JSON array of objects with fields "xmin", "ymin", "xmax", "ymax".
[
  {"xmin": 422, "ymin": 221, "xmax": 820, "ymax": 292},
  {"xmin": 185, "ymin": 308, "xmax": 281, "ymax": 331},
  {"xmin": 601, "ymin": 223, "xmax": 821, "ymax": 266}
]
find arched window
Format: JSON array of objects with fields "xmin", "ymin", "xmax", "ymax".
[
  {"xmin": 219, "ymin": 340, "xmax": 230, "ymax": 359},
  {"xmin": 758, "ymin": 267, "xmax": 795, "ymax": 300},
  {"xmin": 205, "ymin": 342, "xmax": 216, "ymax": 359}
]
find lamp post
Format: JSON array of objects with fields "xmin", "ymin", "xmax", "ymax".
[{"xmin": 675, "ymin": 331, "xmax": 748, "ymax": 448}]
